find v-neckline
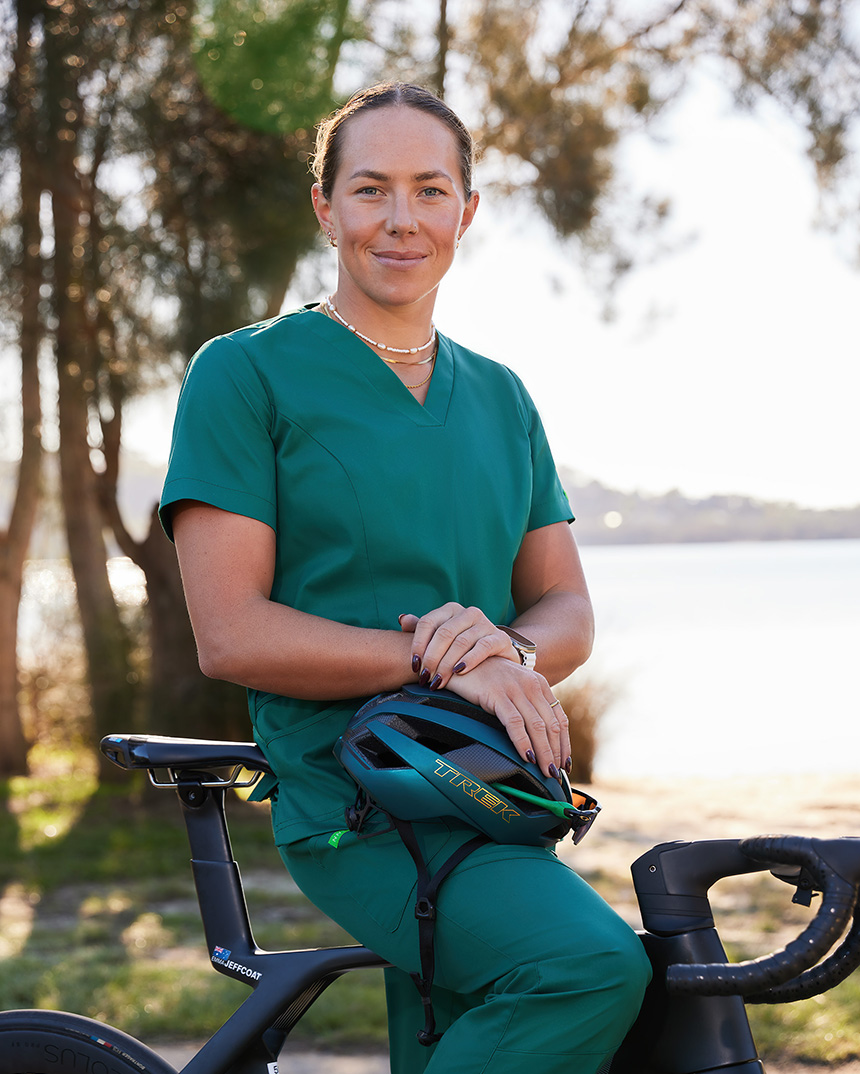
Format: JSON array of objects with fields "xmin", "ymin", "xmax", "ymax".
[{"xmin": 303, "ymin": 307, "xmax": 453, "ymax": 427}]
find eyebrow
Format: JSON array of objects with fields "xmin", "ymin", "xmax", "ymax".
[{"xmin": 348, "ymin": 169, "xmax": 454, "ymax": 184}]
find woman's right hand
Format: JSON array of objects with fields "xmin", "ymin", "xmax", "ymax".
[
  {"xmin": 399, "ymin": 602, "xmax": 519, "ymax": 690},
  {"xmin": 444, "ymin": 656, "xmax": 570, "ymax": 780}
]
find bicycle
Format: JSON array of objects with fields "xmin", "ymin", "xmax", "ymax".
[{"xmin": 1, "ymin": 732, "xmax": 858, "ymax": 1074}]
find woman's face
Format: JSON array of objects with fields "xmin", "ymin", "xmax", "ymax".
[{"xmin": 312, "ymin": 105, "xmax": 479, "ymax": 315}]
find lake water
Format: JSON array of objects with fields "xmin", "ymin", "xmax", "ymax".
[
  {"xmin": 577, "ymin": 539, "xmax": 860, "ymax": 778},
  {"xmin": 19, "ymin": 540, "xmax": 860, "ymax": 779}
]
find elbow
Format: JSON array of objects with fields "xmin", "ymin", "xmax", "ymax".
[
  {"xmin": 557, "ymin": 631, "xmax": 593, "ymax": 684},
  {"xmin": 194, "ymin": 629, "xmax": 245, "ymax": 685}
]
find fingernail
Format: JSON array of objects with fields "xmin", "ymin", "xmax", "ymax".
[
  {"xmin": 412, "ymin": 654, "xmax": 420, "ymax": 673},
  {"xmin": 549, "ymin": 763, "xmax": 560, "ymax": 780},
  {"xmin": 429, "ymin": 674, "xmax": 442, "ymax": 690},
  {"xmin": 526, "ymin": 750, "xmax": 537, "ymax": 765},
  {"xmin": 419, "ymin": 668, "xmax": 431, "ymax": 685},
  {"xmin": 453, "ymin": 661, "xmax": 466, "ymax": 674},
  {"xmin": 399, "ymin": 614, "xmax": 407, "ymax": 626},
  {"xmin": 564, "ymin": 757, "xmax": 572, "ymax": 774}
]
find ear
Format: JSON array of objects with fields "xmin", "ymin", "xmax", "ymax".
[
  {"xmin": 311, "ymin": 183, "xmax": 334, "ymax": 236},
  {"xmin": 458, "ymin": 190, "xmax": 480, "ymax": 240}
]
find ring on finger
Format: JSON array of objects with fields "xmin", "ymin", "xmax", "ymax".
[{"xmin": 549, "ymin": 699, "xmax": 561, "ymax": 709}]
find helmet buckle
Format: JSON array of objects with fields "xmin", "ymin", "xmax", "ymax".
[{"xmin": 415, "ymin": 896, "xmax": 436, "ymax": 921}]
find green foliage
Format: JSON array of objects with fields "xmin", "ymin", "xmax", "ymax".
[{"xmin": 191, "ymin": 0, "xmax": 358, "ymax": 134}]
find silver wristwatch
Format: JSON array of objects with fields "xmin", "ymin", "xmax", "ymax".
[{"xmin": 497, "ymin": 625, "xmax": 537, "ymax": 670}]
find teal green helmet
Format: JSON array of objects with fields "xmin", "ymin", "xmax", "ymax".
[{"xmin": 334, "ymin": 685, "xmax": 599, "ymax": 847}]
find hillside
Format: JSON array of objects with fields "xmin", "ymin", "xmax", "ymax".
[
  {"xmin": 561, "ymin": 469, "xmax": 860, "ymax": 545},
  {"xmin": 2, "ymin": 456, "xmax": 858, "ymax": 554}
]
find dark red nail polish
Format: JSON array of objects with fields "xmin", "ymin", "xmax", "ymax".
[
  {"xmin": 564, "ymin": 757, "xmax": 572, "ymax": 774},
  {"xmin": 419, "ymin": 668, "xmax": 431, "ymax": 685},
  {"xmin": 549, "ymin": 763, "xmax": 560, "ymax": 780},
  {"xmin": 412, "ymin": 655, "xmax": 420, "ymax": 673},
  {"xmin": 453, "ymin": 661, "xmax": 466, "ymax": 674},
  {"xmin": 429, "ymin": 674, "xmax": 442, "ymax": 690},
  {"xmin": 526, "ymin": 750, "xmax": 537, "ymax": 765}
]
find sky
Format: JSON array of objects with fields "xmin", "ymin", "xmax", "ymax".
[
  {"xmin": 432, "ymin": 71, "xmax": 860, "ymax": 511},
  {"xmin": 116, "ymin": 66, "xmax": 858, "ymax": 510}
]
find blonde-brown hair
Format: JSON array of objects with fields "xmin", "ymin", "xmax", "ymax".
[{"xmin": 311, "ymin": 82, "xmax": 475, "ymax": 199}]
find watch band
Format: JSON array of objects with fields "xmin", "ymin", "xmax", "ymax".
[{"xmin": 497, "ymin": 625, "xmax": 537, "ymax": 670}]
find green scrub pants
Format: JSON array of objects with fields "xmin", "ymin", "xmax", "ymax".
[{"xmin": 280, "ymin": 820, "xmax": 651, "ymax": 1074}]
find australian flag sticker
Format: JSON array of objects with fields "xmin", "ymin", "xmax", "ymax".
[{"xmin": 213, "ymin": 945, "xmax": 231, "ymax": 962}]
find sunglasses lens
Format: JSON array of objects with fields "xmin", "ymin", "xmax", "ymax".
[
  {"xmin": 572, "ymin": 813, "xmax": 597, "ymax": 845},
  {"xmin": 567, "ymin": 789, "xmax": 600, "ymax": 845}
]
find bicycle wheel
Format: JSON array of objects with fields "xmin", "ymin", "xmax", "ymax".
[{"xmin": 0, "ymin": 1010, "xmax": 177, "ymax": 1074}]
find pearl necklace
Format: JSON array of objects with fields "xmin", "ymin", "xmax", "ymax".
[{"xmin": 324, "ymin": 298, "xmax": 436, "ymax": 363}]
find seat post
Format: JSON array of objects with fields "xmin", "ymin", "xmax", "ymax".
[{"xmin": 177, "ymin": 780, "xmax": 258, "ymax": 959}]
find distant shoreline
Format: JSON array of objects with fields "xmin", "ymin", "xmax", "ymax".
[{"xmin": 562, "ymin": 470, "xmax": 860, "ymax": 545}]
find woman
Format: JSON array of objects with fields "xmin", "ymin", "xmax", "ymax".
[{"xmin": 160, "ymin": 82, "xmax": 650, "ymax": 1074}]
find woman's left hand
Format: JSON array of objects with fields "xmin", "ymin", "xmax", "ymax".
[
  {"xmin": 399, "ymin": 602, "xmax": 518, "ymax": 691},
  {"xmin": 446, "ymin": 657, "xmax": 569, "ymax": 778}
]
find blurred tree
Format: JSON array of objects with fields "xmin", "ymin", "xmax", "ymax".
[
  {"xmin": 1, "ymin": 0, "xmax": 356, "ymax": 761},
  {"xmin": 102, "ymin": 1, "xmax": 350, "ymax": 738},
  {"xmin": 38, "ymin": 0, "xmax": 138, "ymax": 775},
  {"xmin": 446, "ymin": 0, "xmax": 860, "ymax": 289},
  {"xmin": 0, "ymin": 0, "xmax": 43, "ymax": 776}
]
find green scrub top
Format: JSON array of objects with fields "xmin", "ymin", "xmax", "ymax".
[{"xmin": 160, "ymin": 306, "xmax": 573, "ymax": 844}]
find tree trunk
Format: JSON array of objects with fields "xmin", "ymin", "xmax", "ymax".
[
  {"xmin": 434, "ymin": 0, "xmax": 450, "ymax": 99},
  {"xmin": 0, "ymin": 0, "xmax": 44, "ymax": 777},
  {"xmin": 44, "ymin": 11, "xmax": 136, "ymax": 774}
]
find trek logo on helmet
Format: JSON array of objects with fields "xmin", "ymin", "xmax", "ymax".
[{"xmin": 432, "ymin": 759, "xmax": 523, "ymax": 821}]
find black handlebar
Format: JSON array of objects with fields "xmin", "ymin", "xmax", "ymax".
[{"xmin": 665, "ymin": 835, "xmax": 860, "ymax": 999}]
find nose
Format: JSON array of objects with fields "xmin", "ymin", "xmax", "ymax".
[{"xmin": 386, "ymin": 193, "xmax": 418, "ymax": 235}]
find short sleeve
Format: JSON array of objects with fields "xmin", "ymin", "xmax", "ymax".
[
  {"xmin": 507, "ymin": 369, "xmax": 574, "ymax": 531},
  {"xmin": 159, "ymin": 334, "xmax": 277, "ymax": 541}
]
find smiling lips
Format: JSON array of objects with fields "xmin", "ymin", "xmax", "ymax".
[{"xmin": 372, "ymin": 250, "xmax": 427, "ymax": 266}]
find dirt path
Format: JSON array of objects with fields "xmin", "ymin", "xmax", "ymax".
[{"xmin": 151, "ymin": 1042, "xmax": 860, "ymax": 1073}]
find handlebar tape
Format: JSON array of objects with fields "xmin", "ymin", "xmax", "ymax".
[
  {"xmin": 747, "ymin": 892, "xmax": 860, "ymax": 1003},
  {"xmin": 667, "ymin": 835, "xmax": 858, "ymax": 997}
]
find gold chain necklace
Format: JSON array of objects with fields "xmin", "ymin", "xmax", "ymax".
[
  {"xmin": 324, "ymin": 297, "xmax": 436, "ymax": 363},
  {"xmin": 402, "ymin": 351, "xmax": 436, "ymax": 391}
]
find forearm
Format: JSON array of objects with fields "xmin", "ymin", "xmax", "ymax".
[
  {"xmin": 172, "ymin": 503, "xmax": 417, "ymax": 700},
  {"xmin": 194, "ymin": 593, "xmax": 417, "ymax": 699}
]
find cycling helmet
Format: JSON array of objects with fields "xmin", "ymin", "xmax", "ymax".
[{"xmin": 334, "ymin": 684, "xmax": 599, "ymax": 847}]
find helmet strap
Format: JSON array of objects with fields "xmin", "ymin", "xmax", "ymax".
[
  {"xmin": 390, "ymin": 816, "xmax": 489, "ymax": 1047},
  {"xmin": 344, "ymin": 788, "xmax": 395, "ymax": 839}
]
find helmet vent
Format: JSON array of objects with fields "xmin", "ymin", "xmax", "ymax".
[
  {"xmin": 353, "ymin": 733, "xmax": 407, "ymax": 770},
  {"xmin": 384, "ymin": 714, "xmax": 474, "ymax": 753}
]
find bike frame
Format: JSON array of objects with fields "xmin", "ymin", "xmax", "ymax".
[{"xmin": 172, "ymin": 776, "xmax": 386, "ymax": 1074}]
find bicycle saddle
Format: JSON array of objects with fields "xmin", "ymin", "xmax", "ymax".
[{"xmin": 101, "ymin": 734, "xmax": 271, "ymax": 775}]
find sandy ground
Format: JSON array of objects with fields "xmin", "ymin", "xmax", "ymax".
[{"xmin": 153, "ymin": 773, "xmax": 860, "ymax": 1073}]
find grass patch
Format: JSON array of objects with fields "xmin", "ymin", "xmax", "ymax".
[{"xmin": 747, "ymin": 975, "xmax": 860, "ymax": 1064}]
